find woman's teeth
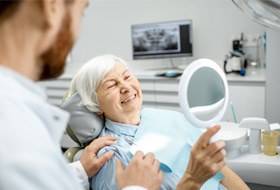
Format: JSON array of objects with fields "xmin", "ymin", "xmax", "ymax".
[{"xmin": 122, "ymin": 95, "xmax": 136, "ymax": 103}]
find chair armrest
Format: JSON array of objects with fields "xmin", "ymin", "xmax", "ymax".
[{"xmin": 64, "ymin": 147, "xmax": 83, "ymax": 162}]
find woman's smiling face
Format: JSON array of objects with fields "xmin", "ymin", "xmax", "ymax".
[{"xmin": 96, "ymin": 63, "xmax": 143, "ymax": 124}]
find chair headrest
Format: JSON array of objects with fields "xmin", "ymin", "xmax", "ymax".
[{"xmin": 61, "ymin": 92, "xmax": 104, "ymax": 145}]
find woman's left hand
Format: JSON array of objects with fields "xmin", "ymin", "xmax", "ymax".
[{"xmin": 177, "ymin": 125, "xmax": 226, "ymax": 189}]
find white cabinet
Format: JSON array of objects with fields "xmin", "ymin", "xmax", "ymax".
[
  {"xmin": 136, "ymin": 70, "xmax": 266, "ymax": 123},
  {"xmin": 37, "ymin": 75, "xmax": 72, "ymax": 106},
  {"xmin": 38, "ymin": 70, "xmax": 266, "ymax": 124},
  {"xmin": 224, "ymin": 81, "xmax": 266, "ymax": 122},
  {"xmin": 137, "ymin": 76, "xmax": 181, "ymax": 111},
  {"xmin": 223, "ymin": 69, "xmax": 266, "ymax": 122}
]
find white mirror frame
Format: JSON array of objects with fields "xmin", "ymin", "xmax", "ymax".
[{"xmin": 178, "ymin": 59, "xmax": 229, "ymax": 128}]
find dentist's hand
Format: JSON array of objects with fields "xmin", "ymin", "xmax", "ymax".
[
  {"xmin": 80, "ymin": 135, "xmax": 116, "ymax": 178},
  {"xmin": 115, "ymin": 151, "xmax": 163, "ymax": 190},
  {"xmin": 176, "ymin": 125, "xmax": 226, "ymax": 190}
]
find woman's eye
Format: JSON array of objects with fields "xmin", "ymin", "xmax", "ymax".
[{"xmin": 106, "ymin": 83, "xmax": 116, "ymax": 89}]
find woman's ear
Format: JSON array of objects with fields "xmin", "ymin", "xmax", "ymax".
[
  {"xmin": 97, "ymin": 112, "xmax": 105, "ymax": 120},
  {"xmin": 97, "ymin": 112, "xmax": 104, "ymax": 116}
]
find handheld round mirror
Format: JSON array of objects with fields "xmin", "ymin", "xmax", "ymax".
[{"xmin": 179, "ymin": 59, "xmax": 229, "ymax": 131}]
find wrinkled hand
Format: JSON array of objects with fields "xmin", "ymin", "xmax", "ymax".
[
  {"xmin": 115, "ymin": 151, "xmax": 163, "ymax": 190},
  {"xmin": 80, "ymin": 135, "xmax": 116, "ymax": 178},
  {"xmin": 177, "ymin": 125, "xmax": 226, "ymax": 190}
]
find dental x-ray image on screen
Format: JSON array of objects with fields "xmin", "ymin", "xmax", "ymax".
[{"xmin": 132, "ymin": 20, "xmax": 192, "ymax": 59}]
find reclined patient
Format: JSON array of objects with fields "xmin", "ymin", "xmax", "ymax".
[{"xmin": 64, "ymin": 54, "xmax": 249, "ymax": 190}]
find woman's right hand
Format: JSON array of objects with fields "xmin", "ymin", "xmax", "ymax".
[{"xmin": 176, "ymin": 125, "xmax": 226, "ymax": 190}]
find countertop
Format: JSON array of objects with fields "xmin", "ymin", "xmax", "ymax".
[
  {"xmin": 131, "ymin": 67, "xmax": 266, "ymax": 83},
  {"xmin": 225, "ymin": 68, "xmax": 266, "ymax": 82},
  {"xmin": 228, "ymin": 146, "xmax": 280, "ymax": 187},
  {"xmin": 60, "ymin": 66, "xmax": 266, "ymax": 83}
]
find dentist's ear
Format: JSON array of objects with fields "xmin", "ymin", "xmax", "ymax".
[
  {"xmin": 41, "ymin": 0, "xmax": 65, "ymax": 30},
  {"xmin": 37, "ymin": 0, "xmax": 66, "ymax": 54}
]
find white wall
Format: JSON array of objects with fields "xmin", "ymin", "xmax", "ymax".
[
  {"xmin": 67, "ymin": 0, "xmax": 265, "ymax": 72},
  {"xmin": 66, "ymin": 0, "xmax": 280, "ymax": 123},
  {"xmin": 265, "ymin": 29, "xmax": 280, "ymax": 123}
]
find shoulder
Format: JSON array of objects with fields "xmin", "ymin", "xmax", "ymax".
[
  {"xmin": 91, "ymin": 144, "xmax": 127, "ymax": 190},
  {"xmin": 96, "ymin": 138, "xmax": 131, "ymax": 163},
  {"xmin": 96, "ymin": 145, "xmax": 118, "ymax": 158}
]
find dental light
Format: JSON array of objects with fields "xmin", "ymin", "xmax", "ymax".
[{"xmin": 232, "ymin": 0, "xmax": 280, "ymax": 30}]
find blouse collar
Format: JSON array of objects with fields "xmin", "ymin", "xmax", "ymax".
[{"xmin": 105, "ymin": 118, "xmax": 139, "ymax": 137}]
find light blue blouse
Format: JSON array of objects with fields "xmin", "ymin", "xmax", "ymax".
[{"xmin": 91, "ymin": 108, "xmax": 226, "ymax": 190}]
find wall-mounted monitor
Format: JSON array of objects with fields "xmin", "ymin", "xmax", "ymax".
[{"xmin": 131, "ymin": 20, "xmax": 193, "ymax": 60}]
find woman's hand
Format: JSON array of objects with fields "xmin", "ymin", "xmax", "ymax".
[
  {"xmin": 79, "ymin": 135, "xmax": 116, "ymax": 178},
  {"xmin": 176, "ymin": 125, "xmax": 226, "ymax": 190}
]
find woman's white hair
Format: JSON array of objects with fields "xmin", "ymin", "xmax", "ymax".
[{"xmin": 65, "ymin": 54, "xmax": 128, "ymax": 113}]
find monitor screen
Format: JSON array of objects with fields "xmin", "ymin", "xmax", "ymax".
[{"xmin": 132, "ymin": 20, "xmax": 193, "ymax": 60}]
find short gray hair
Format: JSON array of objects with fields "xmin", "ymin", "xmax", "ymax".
[{"xmin": 65, "ymin": 54, "xmax": 128, "ymax": 113}]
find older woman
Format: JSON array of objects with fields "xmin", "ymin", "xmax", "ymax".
[{"xmin": 65, "ymin": 55, "xmax": 249, "ymax": 190}]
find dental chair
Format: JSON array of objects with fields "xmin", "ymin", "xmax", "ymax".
[{"xmin": 61, "ymin": 92, "xmax": 104, "ymax": 162}]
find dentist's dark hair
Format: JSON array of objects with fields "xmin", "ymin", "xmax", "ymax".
[
  {"xmin": 0, "ymin": 1, "xmax": 22, "ymax": 22},
  {"xmin": 0, "ymin": 0, "xmax": 73, "ymax": 24}
]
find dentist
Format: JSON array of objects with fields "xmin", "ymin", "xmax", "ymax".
[{"xmin": 0, "ymin": 1, "xmax": 161, "ymax": 189}]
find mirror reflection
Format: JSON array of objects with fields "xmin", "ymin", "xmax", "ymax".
[
  {"xmin": 179, "ymin": 58, "xmax": 229, "ymax": 129},
  {"xmin": 187, "ymin": 67, "xmax": 225, "ymax": 121}
]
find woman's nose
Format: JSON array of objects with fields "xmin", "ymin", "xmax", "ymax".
[
  {"xmin": 120, "ymin": 83, "xmax": 131, "ymax": 94},
  {"xmin": 120, "ymin": 87, "xmax": 130, "ymax": 94}
]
